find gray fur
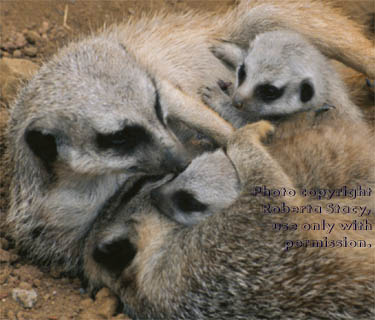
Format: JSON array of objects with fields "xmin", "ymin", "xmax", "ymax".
[
  {"xmin": 84, "ymin": 122, "xmax": 374, "ymax": 320},
  {"xmin": 205, "ymin": 30, "xmax": 364, "ymax": 128},
  {"xmin": 6, "ymin": 35, "xmax": 189, "ymax": 272},
  {"xmin": 152, "ymin": 149, "xmax": 240, "ymax": 226}
]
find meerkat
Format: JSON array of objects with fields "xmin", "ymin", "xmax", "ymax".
[
  {"xmin": 202, "ymin": 30, "xmax": 369, "ymax": 128},
  {"xmin": 151, "ymin": 149, "xmax": 240, "ymax": 226},
  {"xmin": 5, "ymin": 0, "xmax": 375, "ymax": 274},
  {"xmin": 151, "ymin": 109, "xmax": 375, "ymax": 227},
  {"xmin": 84, "ymin": 122, "xmax": 374, "ymax": 320}
]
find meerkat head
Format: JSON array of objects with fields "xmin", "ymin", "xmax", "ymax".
[
  {"xmin": 232, "ymin": 31, "xmax": 331, "ymax": 121},
  {"xmin": 150, "ymin": 149, "xmax": 240, "ymax": 226},
  {"xmin": 9, "ymin": 35, "xmax": 190, "ymax": 188},
  {"xmin": 6, "ymin": 35, "xmax": 192, "ymax": 269}
]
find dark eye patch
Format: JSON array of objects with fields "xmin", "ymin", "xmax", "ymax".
[
  {"xmin": 237, "ymin": 63, "xmax": 246, "ymax": 86},
  {"xmin": 96, "ymin": 125, "xmax": 151, "ymax": 154},
  {"xmin": 255, "ymin": 84, "xmax": 284, "ymax": 103},
  {"xmin": 172, "ymin": 190, "xmax": 207, "ymax": 213},
  {"xmin": 154, "ymin": 90, "xmax": 166, "ymax": 127},
  {"xmin": 300, "ymin": 80, "xmax": 315, "ymax": 103},
  {"xmin": 25, "ymin": 129, "xmax": 58, "ymax": 172}
]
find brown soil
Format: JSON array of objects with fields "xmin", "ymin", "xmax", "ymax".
[{"xmin": 0, "ymin": 1, "xmax": 235, "ymax": 319}]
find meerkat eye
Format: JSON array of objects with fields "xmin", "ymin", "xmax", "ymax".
[
  {"xmin": 237, "ymin": 63, "xmax": 246, "ymax": 86},
  {"xmin": 172, "ymin": 190, "xmax": 207, "ymax": 213},
  {"xmin": 154, "ymin": 90, "xmax": 166, "ymax": 127},
  {"xmin": 300, "ymin": 80, "xmax": 315, "ymax": 103},
  {"xmin": 255, "ymin": 84, "xmax": 284, "ymax": 102},
  {"xmin": 97, "ymin": 125, "xmax": 151, "ymax": 153}
]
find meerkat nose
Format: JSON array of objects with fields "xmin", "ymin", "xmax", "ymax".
[
  {"xmin": 163, "ymin": 149, "xmax": 191, "ymax": 174},
  {"xmin": 232, "ymin": 93, "xmax": 245, "ymax": 110}
]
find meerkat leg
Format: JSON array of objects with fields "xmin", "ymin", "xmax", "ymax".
[
  {"xmin": 227, "ymin": 121, "xmax": 296, "ymax": 196},
  {"xmin": 200, "ymin": 84, "xmax": 248, "ymax": 129},
  {"xmin": 158, "ymin": 79, "xmax": 235, "ymax": 146},
  {"xmin": 232, "ymin": 0, "xmax": 375, "ymax": 78}
]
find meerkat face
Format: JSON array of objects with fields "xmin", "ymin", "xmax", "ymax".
[
  {"xmin": 232, "ymin": 31, "xmax": 329, "ymax": 120},
  {"xmin": 10, "ymin": 36, "xmax": 190, "ymax": 182},
  {"xmin": 150, "ymin": 149, "xmax": 240, "ymax": 226}
]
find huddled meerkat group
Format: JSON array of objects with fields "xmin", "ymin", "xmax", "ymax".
[{"xmin": 3, "ymin": 0, "xmax": 374, "ymax": 319}]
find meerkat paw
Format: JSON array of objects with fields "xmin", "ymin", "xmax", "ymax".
[
  {"xmin": 242, "ymin": 120, "xmax": 275, "ymax": 141},
  {"xmin": 199, "ymin": 82, "xmax": 232, "ymax": 110}
]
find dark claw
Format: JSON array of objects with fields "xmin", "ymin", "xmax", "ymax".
[
  {"xmin": 218, "ymin": 80, "xmax": 232, "ymax": 92},
  {"xmin": 366, "ymin": 78, "xmax": 374, "ymax": 88},
  {"xmin": 314, "ymin": 103, "xmax": 335, "ymax": 116}
]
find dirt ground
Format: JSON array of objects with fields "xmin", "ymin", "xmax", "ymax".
[
  {"xmin": 0, "ymin": 2, "xmax": 238, "ymax": 319},
  {"xmin": 0, "ymin": 1, "xmax": 374, "ymax": 320}
]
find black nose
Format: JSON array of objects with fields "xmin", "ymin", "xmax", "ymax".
[
  {"xmin": 163, "ymin": 150, "xmax": 190, "ymax": 173},
  {"xmin": 93, "ymin": 236, "xmax": 136, "ymax": 276}
]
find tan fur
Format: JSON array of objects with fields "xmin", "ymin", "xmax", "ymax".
[{"xmin": 84, "ymin": 121, "xmax": 374, "ymax": 319}]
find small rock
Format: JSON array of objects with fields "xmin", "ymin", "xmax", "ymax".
[
  {"xmin": 24, "ymin": 30, "xmax": 41, "ymax": 44},
  {"xmin": 16, "ymin": 311, "xmax": 33, "ymax": 320},
  {"xmin": 0, "ymin": 265, "xmax": 11, "ymax": 284},
  {"xmin": 1, "ymin": 50, "xmax": 11, "ymax": 57},
  {"xmin": 23, "ymin": 46, "xmax": 38, "ymax": 57},
  {"xmin": 49, "ymin": 266, "xmax": 64, "ymax": 279},
  {"xmin": 39, "ymin": 21, "xmax": 50, "ymax": 34},
  {"xmin": 33, "ymin": 279, "xmax": 41, "ymax": 287},
  {"xmin": 80, "ymin": 298, "xmax": 94, "ymax": 308},
  {"xmin": 0, "ymin": 57, "xmax": 39, "ymax": 103},
  {"xmin": 0, "ymin": 247, "xmax": 19, "ymax": 263},
  {"xmin": 111, "ymin": 314, "xmax": 131, "ymax": 320},
  {"xmin": 12, "ymin": 49, "xmax": 22, "ymax": 58},
  {"xmin": 12, "ymin": 288, "xmax": 38, "ymax": 308},
  {"xmin": 0, "ymin": 291, "xmax": 9, "ymax": 299},
  {"xmin": 0, "ymin": 237, "xmax": 9, "ymax": 250},
  {"xmin": 95, "ymin": 287, "xmax": 112, "ymax": 300},
  {"xmin": 7, "ymin": 310, "xmax": 16, "ymax": 320},
  {"xmin": 78, "ymin": 311, "xmax": 104, "ymax": 320},
  {"xmin": 95, "ymin": 288, "xmax": 118, "ymax": 318},
  {"xmin": 59, "ymin": 317, "xmax": 69, "ymax": 320},
  {"xmin": 19, "ymin": 281, "xmax": 33, "ymax": 290}
]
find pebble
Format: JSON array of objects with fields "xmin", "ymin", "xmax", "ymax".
[
  {"xmin": 0, "ymin": 57, "xmax": 39, "ymax": 103},
  {"xmin": 95, "ymin": 288, "xmax": 118, "ymax": 318},
  {"xmin": 23, "ymin": 46, "xmax": 38, "ymax": 57},
  {"xmin": 0, "ymin": 237, "xmax": 9, "ymax": 250},
  {"xmin": 0, "ymin": 248, "xmax": 19, "ymax": 263},
  {"xmin": 12, "ymin": 288, "xmax": 38, "ymax": 308},
  {"xmin": 25, "ymin": 30, "xmax": 41, "ymax": 44},
  {"xmin": 12, "ymin": 49, "xmax": 22, "ymax": 58},
  {"xmin": 7, "ymin": 310, "xmax": 16, "ymax": 320},
  {"xmin": 19, "ymin": 281, "xmax": 33, "ymax": 290}
]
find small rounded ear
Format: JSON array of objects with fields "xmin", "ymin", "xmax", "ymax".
[
  {"xmin": 300, "ymin": 79, "xmax": 315, "ymax": 103},
  {"xmin": 25, "ymin": 129, "xmax": 58, "ymax": 170}
]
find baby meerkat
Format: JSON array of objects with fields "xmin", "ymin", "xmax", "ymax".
[
  {"xmin": 151, "ymin": 149, "xmax": 240, "ymax": 226},
  {"xmin": 203, "ymin": 30, "xmax": 366, "ymax": 127}
]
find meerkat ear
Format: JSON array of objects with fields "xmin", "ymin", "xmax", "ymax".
[
  {"xmin": 25, "ymin": 129, "xmax": 58, "ymax": 170},
  {"xmin": 210, "ymin": 41, "xmax": 245, "ymax": 70}
]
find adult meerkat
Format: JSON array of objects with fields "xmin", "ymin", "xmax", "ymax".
[
  {"xmin": 84, "ymin": 122, "xmax": 374, "ymax": 319},
  {"xmin": 5, "ymin": 1, "xmax": 375, "ymax": 273},
  {"xmin": 202, "ymin": 30, "xmax": 369, "ymax": 128}
]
